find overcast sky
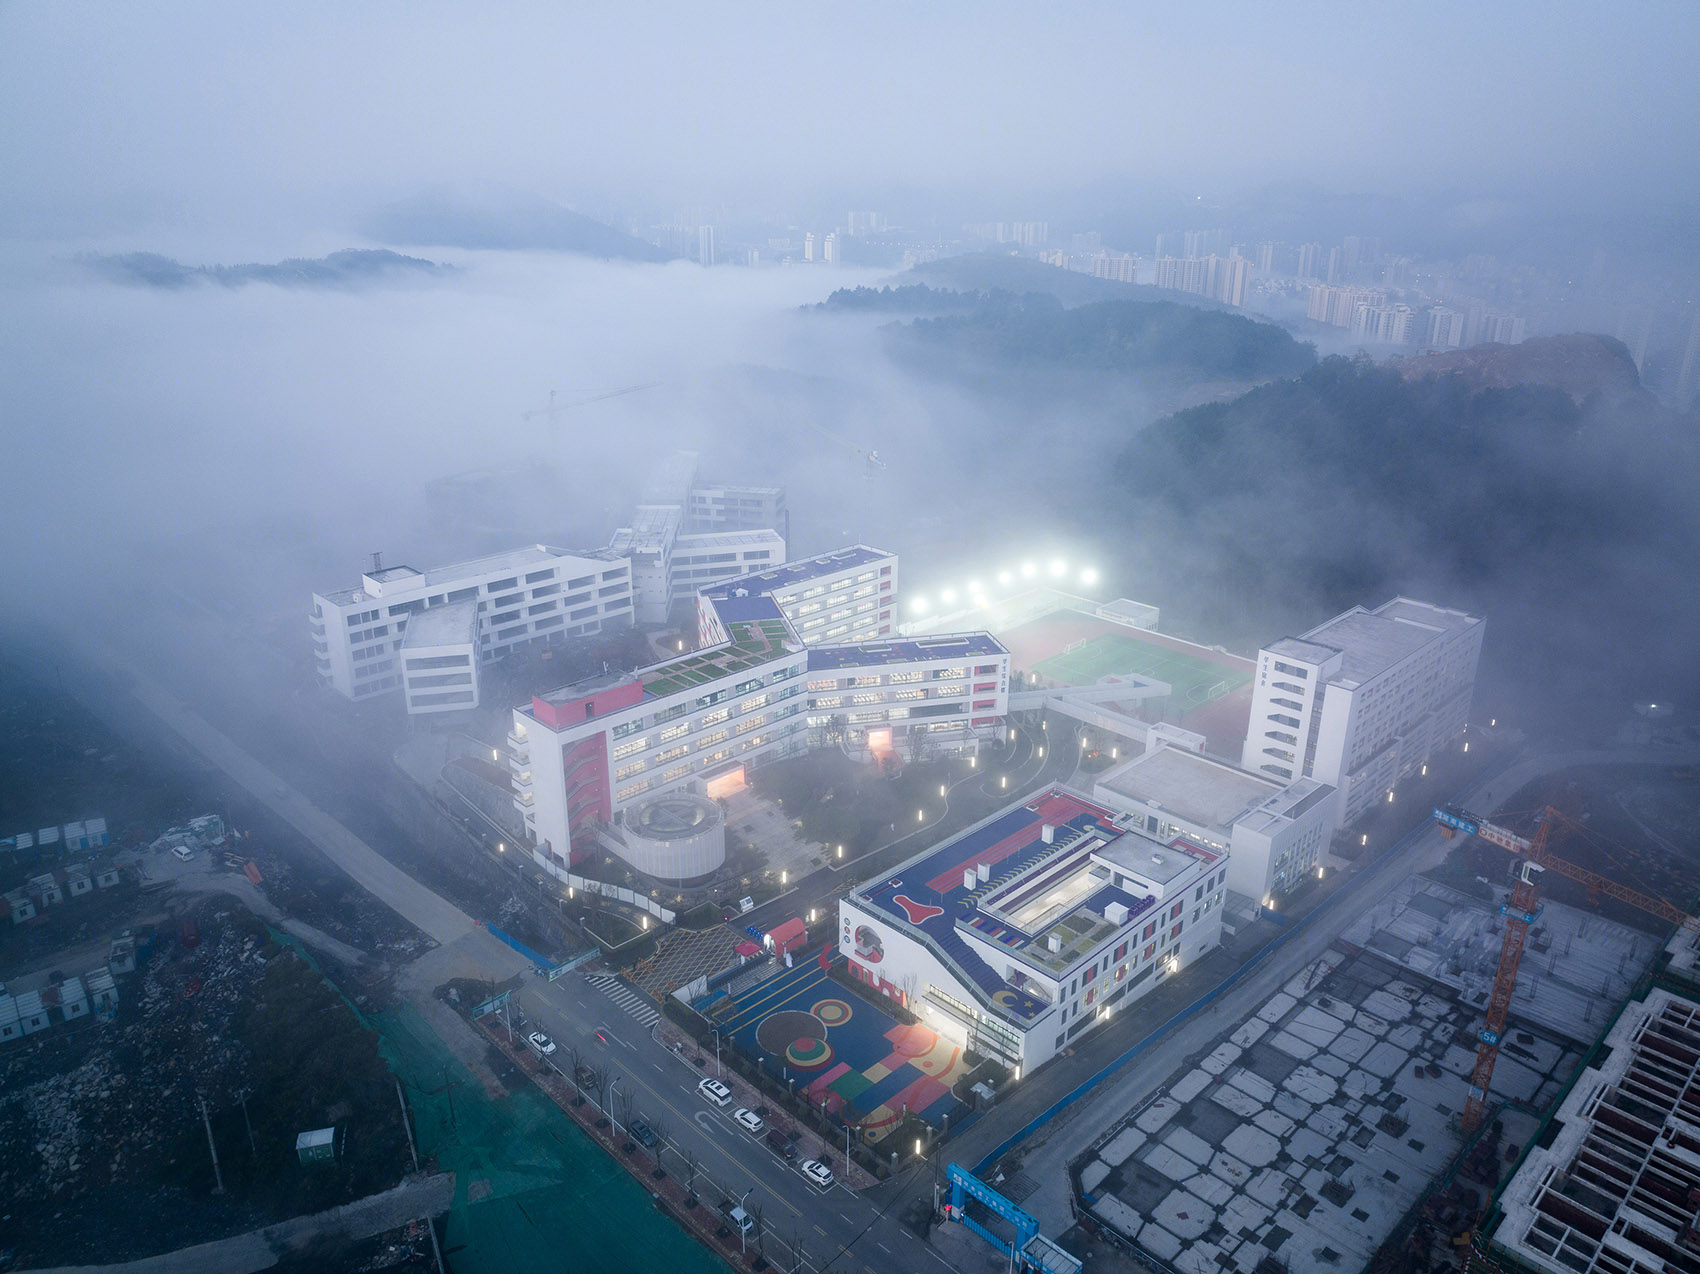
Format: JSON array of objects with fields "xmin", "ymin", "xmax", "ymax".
[{"xmin": 3, "ymin": 1, "xmax": 1697, "ymax": 243}]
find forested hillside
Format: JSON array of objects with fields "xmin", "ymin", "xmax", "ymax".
[
  {"xmin": 887, "ymin": 295, "xmax": 1317, "ymax": 382},
  {"xmin": 1105, "ymin": 356, "xmax": 1700, "ymax": 733}
]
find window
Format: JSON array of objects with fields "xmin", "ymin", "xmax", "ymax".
[
  {"xmin": 525, "ymin": 568, "xmax": 555, "ymax": 583},
  {"xmin": 1143, "ymin": 922, "xmax": 1156, "ymax": 939},
  {"xmin": 487, "ymin": 577, "xmax": 518, "ymax": 592}
]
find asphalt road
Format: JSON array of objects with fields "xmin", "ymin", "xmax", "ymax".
[{"xmin": 516, "ymin": 971, "xmax": 959, "ymax": 1274}]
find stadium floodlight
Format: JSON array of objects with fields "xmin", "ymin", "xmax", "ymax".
[
  {"xmin": 997, "ymin": 570, "xmax": 1012, "ymax": 586},
  {"xmin": 911, "ymin": 597, "xmax": 929, "ymax": 614},
  {"xmin": 1049, "ymin": 558, "xmax": 1067, "ymax": 577},
  {"xmin": 968, "ymin": 579, "xmax": 982, "ymax": 593},
  {"xmin": 1080, "ymin": 567, "xmax": 1099, "ymax": 586},
  {"xmin": 941, "ymin": 588, "xmax": 957, "ymax": 605},
  {"xmin": 1021, "ymin": 562, "xmax": 1037, "ymax": 578}
]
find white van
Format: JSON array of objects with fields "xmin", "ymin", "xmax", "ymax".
[
  {"xmin": 171, "ymin": 846, "xmax": 194, "ymax": 862},
  {"xmin": 697, "ymin": 1077, "xmax": 732, "ymax": 1107}
]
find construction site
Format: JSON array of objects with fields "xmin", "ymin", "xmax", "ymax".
[{"xmin": 1060, "ymin": 759, "xmax": 1700, "ymax": 1274}]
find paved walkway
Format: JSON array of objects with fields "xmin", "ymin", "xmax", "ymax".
[
  {"xmin": 81, "ymin": 639, "xmax": 477, "ymax": 948},
  {"xmin": 33, "ymin": 1173, "xmax": 455, "ymax": 1274}
]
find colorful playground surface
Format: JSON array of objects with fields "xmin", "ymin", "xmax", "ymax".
[{"xmin": 704, "ymin": 956, "xmax": 971, "ymax": 1144}]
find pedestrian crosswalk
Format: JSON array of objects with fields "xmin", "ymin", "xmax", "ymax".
[{"xmin": 584, "ymin": 973, "xmax": 661, "ymax": 1027}]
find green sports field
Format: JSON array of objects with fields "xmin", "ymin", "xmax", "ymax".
[{"xmin": 1034, "ymin": 632, "xmax": 1251, "ymax": 704}]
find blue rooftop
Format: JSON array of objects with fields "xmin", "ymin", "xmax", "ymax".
[
  {"xmin": 701, "ymin": 544, "xmax": 892, "ymax": 599},
  {"xmin": 809, "ymin": 632, "xmax": 1006, "ymax": 670},
  {"xmin": 852, "ymin": 791, "xmax": 1146, "ymax": 1021}
]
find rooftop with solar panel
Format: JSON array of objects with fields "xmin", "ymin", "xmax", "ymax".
[{"xmin": 844, "ymin": 787, "xmax": 1225, "ymax": 1033}]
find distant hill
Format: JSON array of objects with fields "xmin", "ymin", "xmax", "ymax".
[
  {"xmin": 1105, "ymin": 354, "xmax": 1700, "ymax": 731},
  {"xmin": 887, "ymin": 295, "xmax": 1317, "ymax": 383},
  {"xmin": 903, "ymin": 250, "xmax": 1216, "ymax": 309},
  {"xmin": 809, "ymin": 283, "xmax": 1011, "ymax": 315},
  {"xmin": 365, "ymin": 193, "xmax": 671, "ymax": 262},
  {"xmin": 1390, "ymin": 333, "xmax": 1644, "ymax": 403},
  {"xmin": 84, "ymin": 248, "xmax": 450, "ymax": 289}
]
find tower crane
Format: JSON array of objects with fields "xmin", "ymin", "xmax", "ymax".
[
  {"xmin": 1432, "ymin": 804, "xmax": 1700, "ymax": 1133},
  {"xmin": 521, "ymin": 382, "xmax": 661, "ymax": 422}
]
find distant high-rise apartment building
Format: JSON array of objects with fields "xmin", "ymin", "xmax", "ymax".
[
  {"xmin": 1011, "ymin": 220, "xmax": 1049, "ymax": 247},
  {"xmin": 803, "ymin": 232, "xmax": 816, "ymax": 262},
  {"xmin": 1156, "ymin": 254, "xmax": 1248, "ymax": 307},
  {"xmin": 698, "ymin": 225, "xmax": 716, "ymax": 266},
  {"xmin": 1325, "ymin": 246, "xmax": 1343, "ymax": 286},
  {"xmin": 1091, "ymin": 251, "xmax": 1138, "ymax": 283},
  {"xmin": 847, "ymin": 211, "xmax": 884, "ymax": 236},
  {"xmin": 822, "ymin": 232, "xmax": 839, "ymax": 265},
  {"xmin": 1341, "ymin": 235, "xmax": 1362, "ymax": 275},
  {"xmin": 1296, "ymin": 243, "xmax": 1322, "ymax": 280},
  {"xmin": 1307, "ymin": 285, "xmax": 1387, "ymax": 328},
  {"xmin": 1255, "ymin": 242, "xmax": 1275, "ymax": 273},
  {"xmin": 1424, "ymin": 307, "xmax": 1465, "ymax": 349}
]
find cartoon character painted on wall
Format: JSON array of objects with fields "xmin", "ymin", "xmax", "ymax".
[{"xmin": 853, "ymin": 923, "xmax": 884, "ymax": 964}]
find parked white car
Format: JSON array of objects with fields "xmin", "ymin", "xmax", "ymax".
[
  {"xmin": 698, "ymin": 1077, "xmax": 732, "ymax": 1107},
  {"xmin": 801, "ymin": 1159, "xmax": 834, "ymax": 1189},
  {"xmin": 734, "ymin": 1107, "xmax": 765, "ymax": 1136}
]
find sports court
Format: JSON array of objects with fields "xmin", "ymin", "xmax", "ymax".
[
  {"xmin": 1035, "ymin": 632, "xmax": 1248, "ymax": 705},
  {"xmin": 706, "ymin": 956, "xmax": 971, "ymax": 1143}
]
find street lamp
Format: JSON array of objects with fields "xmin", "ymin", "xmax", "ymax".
[
  {"xmin": 712, "ymin": 1029, "xmax": 722, "ymax": 1078},
  {"xmin": 609, "ymin": 1075, "xmax": 622, "ymax": 1129},
  {"xmin": 836, "ymin": 844, "xmax": 844, "ymax": 860},
  {"xmin": 740, "ymin": 1187, "xmax": 755, "ymax": 1254}
]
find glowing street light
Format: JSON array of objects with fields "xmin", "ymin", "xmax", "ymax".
[
  {"xmin": 917, "ymin": 809, "xmax": 925, "ymax": 822},
  {"xmin": 837, "ymin": 844, "xmax": 844, "ymax": 859},
  {"xmin": 1000, "ymin": 776, "xmax": 1008, "ymax": 790},
  {"xmin": 1386, "ymin": 790, "xmax": 1395, "ymax": 803},
  {"xmin": 1111, "ymin": 747, "xmax": 1118, "ymax": 759},
  {"xmin": 1037, "ymin": 746, "xmax": 1044, "ymax": 757},
  {"xmin": 498, "ymin": 842, "xmax": 505, "ymax": 853},
  {"xmin": 1020, "ymin": 562, "xmax": 1036, "ymax": 578},
  {"xmin": 969, "ymin": 756, "xmax": 976, "ymax": 769},
  {"xmin": 1080, "ymin": 567, "xmax": 1099, "ymax": 586},
  {"xmin": 492, "ymin": 749, "xmax": 499, "ymax": 762},
  {"xmin": 939, "ymin": 784, "xmax": 947, "ymax": 797},
  {"xmin": 941, "ymin": 588, "xmax": 957, "ymax": 605},
  {"xmin": 1049, "ymin": 558, "xmax": 1067, "ymax": 577},
  {"xmin": 911, "ymin": 597, "xmax": 929, "ymax": 614},
  {"xmin": 997, "ymin": 570, "xmax": 1013, "ymax": 585},
  {"xmin": 781, "ymin": 869, "xmax": 788, "ymax": 884}
]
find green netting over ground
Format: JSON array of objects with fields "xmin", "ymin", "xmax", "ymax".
[{"xmin": 375, "ymin": 1004, "xmax": 728, "ymax": 1274}]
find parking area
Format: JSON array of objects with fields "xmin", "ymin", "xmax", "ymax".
[{"xmin": 706, "ymin": 955, "xmax": 972, "ymax": 1144}]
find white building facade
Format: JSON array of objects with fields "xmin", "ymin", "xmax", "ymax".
[
  {"xmin": 512, "ymin": 561, "xmax": 1007, "ymax": 874},
  {"xmin": 311, "ymin": 546, "xmax": 634, "ymax": 701},
  {"xmin": 1241, "ymin": 597, "xmax": 1484, "ymax": 823},
  {"xmin": 399, "ymin": 600, "xmax": 480, "ymax": 715},
  {"xmin": 839, "ymin": 787, "xmax": 1227, "ymax": 1072},
  {"xmin": 696, "ymin": 545, "xmax": 897, "ymax": 649},
  {"xmin": 1096, "ymin": 735, "xmax": 1336, "ymax": 905}
]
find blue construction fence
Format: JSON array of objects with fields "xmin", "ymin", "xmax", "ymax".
[
  {"xmin": 486, "ymin": 922, "xmax": 554, "ymax": 971},
  {"xmin": 970, "ymin": 756, "xmax": 1524, "ymax": 1178}
]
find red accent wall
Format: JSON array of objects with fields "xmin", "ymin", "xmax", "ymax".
[{"xmin": 530, "ymin": 678, "xmax": 645, "ymax": 728}]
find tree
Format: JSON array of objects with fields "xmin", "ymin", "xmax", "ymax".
[
  {"xmin": 616, "ymin": 1090, "xmax": 635, "ymax": 1149},
  {"xmin": 588, "ymin": 1067, "xmax": 610, "ymax": 1127},
  {"xmin": 648, "ymin": 1118, "xmax": 669, "ymax": 1177},
  {"xmin": 683, "ymin": 1147, "xmax": 701, "ymax": 1205},
  {"xmin": 566, "ymin": 1046, "xmax": 585, "ymax": 1106}
]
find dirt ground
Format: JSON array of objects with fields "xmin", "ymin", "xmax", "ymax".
[{"xmin": 0, "ymin": 895, "xmax": 411, "ymax": 1267}]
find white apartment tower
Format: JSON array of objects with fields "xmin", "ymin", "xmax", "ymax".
[{"xmin": 1241, "ymin": 598, "xmax": 1483, "ymax": 824}]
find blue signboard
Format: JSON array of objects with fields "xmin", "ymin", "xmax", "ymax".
[{"xmin": 1434, "ymin": 808, "xmax": 1477, "ymax": 835}]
